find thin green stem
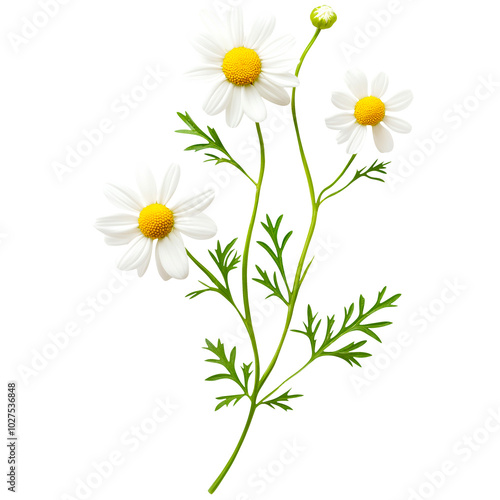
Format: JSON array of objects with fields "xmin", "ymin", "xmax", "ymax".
[
  {"xmin": 319, "ymin": 178, "xmax": 357, "ymax": 205},
  {"xmin": 291, "ymin": 28, "xmax": 321, "ymax": 205},
  {"xmin": 318, "ymin": 154, "xmax": 357, "ymax": 204},
  {"xmin": 241, "ymin": 123, "xmax": 266, "ymax": 393},
  {"xmin": 258, "ymin": 29, "xmax": 322, "ymax": 390},
  {"xmin": 208, "ymin": 404, "xmax": 256, "ymax": 494},
  {"xmin": 208, "ymin": 123, "xmax": 266, "ymax": 495},
  {"xmin": 259, "ymin": 205, "xmax": 318, "ymax": 389},
  {"xmin": 258, "ymin": 359, "xmax": 313, "ymax": 405}
]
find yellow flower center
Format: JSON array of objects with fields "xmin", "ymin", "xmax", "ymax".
[
  {"xmin": 222, "ymin": 47, "xmax": 262, "ymax": 86},
  {"xmin": 354, "ymin": 96, "xmax": 386, "ymax": 126},
  {"xmin": 138, "ymin": 203, "xmax": 174, "ymax": 239}
]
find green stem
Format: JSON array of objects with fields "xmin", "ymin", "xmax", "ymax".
[
  {"xmin": 208, "ymin": 123, "xmax": 266, "ymax": 494},
  {"xmin": 258, "ymin": 29, "xmax": 322, "ymax": 390},
  {"xmin": 208, "ymin": 403, "xmax": 256, "ymax": 494},
  {"xmin": 320, "ymin": 178, "xmax": 357, "ymax": 205},
  {"xmin": 259, "ymin": 205, "xmax": 318, "ymax": 388},
  {"xmin": 258, "ymin": 359, "xmax": 313, "ymax": 405},
  {"xmin": 241, "ymin": 123, "xmax": 265, "ymax": 385},
  {"xmin": 318, "ymin": 154, "xmax": 357, "ymax": 204},
  {"xmin": 292, "ymin": 28, "xmax": 321, "ymax": 205}
]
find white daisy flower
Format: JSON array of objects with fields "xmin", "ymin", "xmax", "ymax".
[
  {"xmin": 95, "ymin": 164, "xmax": 216, "ymax": 281},
  {"xmin": 326, "ymin": 69, "xmax": 413, "ymax": 154},
  {"xmin": 189, "ymin": 8, "xmax": 299, "ymax": 127}
]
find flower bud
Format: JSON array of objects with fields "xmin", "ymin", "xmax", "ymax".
[{"xmin": 310, "ymin": 6, "xmax": 337, "ymax": 29}]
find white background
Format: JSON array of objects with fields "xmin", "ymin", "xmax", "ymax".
[{"xmin": 1, "ymin": 0, "xmax": 500, "ymax": 499}]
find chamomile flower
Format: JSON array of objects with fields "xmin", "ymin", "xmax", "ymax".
[
  {"xmin": 189, "ymin": 8, "xmax": 299, "ymax": 127},
  {"xmin": 95, "ymin": 164, "xmax": 216, "ymax": 281},
  {"xmin": 326, "ymin": 69, "xmax": 413, "ymax": 154}
]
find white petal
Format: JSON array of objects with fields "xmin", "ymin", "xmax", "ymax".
[
  {"xmin": 159, "ymin": 164, "xmax": 180, "ymax": 206},
  {"xmin": 204, "ymin": 78, "xmax": 233, "ymax": 115},
  {"xmin": 385, "ymin": 90, "xmax": 413, "ymax": 111},
  {"xmin": 193, "ymin": 34, "xmax": 225, "ymax": 61},
  {"xmin": 156, "ymin": 231, "xmax": 189, "ymax": 280},
  {"xmin": 104, "ymin": 184, "xmax": 142, "ymax": 212},
  {"xmin": 346, "ymin": 124, "xmax": 367, "ymax": 154},
  {"xmin": 336, "ymin": 122, "xmax": 359, "ymax": 145},
  {"xmin": 155, "ymin": 243, "xmax": 172, "ymax": 281},
  {"xmin": 259, "ymin": 35, "xmax": 295, "ymax": 59},
  {"xmin": 345, "ymin": 68, "xmax": 368, "ymax": 100},
  {"xmin": 242, "ymin": 85, "xmax": 267, "ymax": 123},
  {"xmin": 226, "ymin": 85, "xmax": 244, "ymax": 128},
  {"xmin": 260, "ymin": 57, "xmax": 298, "ymax": 72},
  {"xmin": 246, "ymin": 16, "xmax": 276, "ymax": 50},
  {"xmin": 95, "ymin": 214, "xmax": 138, "ymax": 229},
  {"xmin": 372, "ymin": 124, "xmax": 394, "ymax": 153},
  {"xmin": 325, "ymin": 113, "xmax": 356, "ymax": 130},
  {"xmin": 331, "ymin": 91, "xmax": 356, "ymax": 110},
  {"xmin": 254, "ymin": 77, "xmax": 290, "ymax": 105},
  {"xmin": 228, "ymin": 7, "xmax": 244, "ymax": 47},
  {"xmin": 171, "ymin": 189, "xmax": 215, "ymax": 217},
  {"xmin": 383, "ymin": 116, "xmax": 412, "ymax": 134},
  {"xmin": 104, "ymin": 228, "xmax": 141, "ymax": 246},
  {"xmin": 175, "ymin": 213, "xmax": 217, "ymax": 240},
  {"xmin": 136, "ymin": 168, "xmax": 157, "ymax": 206},
  {"xmin": 186, "ymin": 65, "xmax": 222, "ymax": 80},
  {"xmin": 117, "ymin": 236, "xmax": 151, "ymax": 271},
  {"xmin": 137, "ymin": 240, "xmax": 153, "ymax": 277},
  {"xmin": 371, "ymin": 72, "xmax": 389, "ymax": 98},
  {"xmin": 200, "ymin": 11, "xmax": 233, "ymax": 53},
  {"xmin": 97, "ymin": 225, "xmax": 140, "ymax": 239},
  {"xmin": 259, "ymin": 71, "xmax": 299, "ymax": 88}
]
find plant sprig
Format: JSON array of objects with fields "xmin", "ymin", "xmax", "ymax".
[
  {"xmin": 293, "ymin": 287, "xmax": 401, "ymax": 362},
  {"xmin": 260, "ymin": 389, "xmax": 303, "ymax": 411},
  {"xmin": 253, "ymin": 215, "xmax": 293, "ymax": 305},
  {"xmin": 204, "ymin": 339, "xmax": 253, "ymax": 410},
  {"xmin": 176, "ymin": 112, "xmax": 256, "ymax": 184},
  {"xmin": 319, "ymin": 159, "xmax": 390, "ymax": 205},
  {"xmin": 187, "ymin": 239, "xmax": 240, "ymax": 302}
]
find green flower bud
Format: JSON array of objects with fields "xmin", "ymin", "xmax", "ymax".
[{"xmin": 310, "ymin": 5, "xmax": 337, "ymax": 29}]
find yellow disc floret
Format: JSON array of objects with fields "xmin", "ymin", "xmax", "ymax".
[
  {"xmin": 222, "ymin": 47, "xmax": 262, "ymax": 86},
  {"xmin": 354, "ymin": 96, "xmax": 386, "ymax": 126},
  {"xmin": 138, "ymin": 203, "xmax": 174, "ymax": 239}
]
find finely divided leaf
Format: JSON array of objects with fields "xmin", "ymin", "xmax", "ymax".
[
  {"xmin": 253, "ymin": 215, "xmax": 292, "ymax": 304},
  {"xmin": 291, "ymin": 305, "xmax": 321, "ymax": 355},
  {"xmin": 353, "ymin": 159, "xmax": 391, "ymax": 183},
  {"xmin": 176, "ymin": 112, "xmax": 254, "ymax": 183},
  {"xmin": 261, "ymin": 390, "xmax": 303, "ymax": 411},
  {"xmin": 291, "ymin": 288, "xmax": 400, "ymax": 368},
  {"xmin": 204, "ymin": 339, "xmax": 246, "ymax": 393},
  {"xmin": 187, "ymin": 239, "xmax": 240, "ymax": 301},
  {"xmin": 321, "ymin": 340, "xmax": 372, "ymax": 367},
  {"xmin": 204, "ymin": 340, "xmax": 253, "ymax": 411},
  {"xmin": 214, "ymin": 394, "xmax": 246, "ymax": 411}
]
